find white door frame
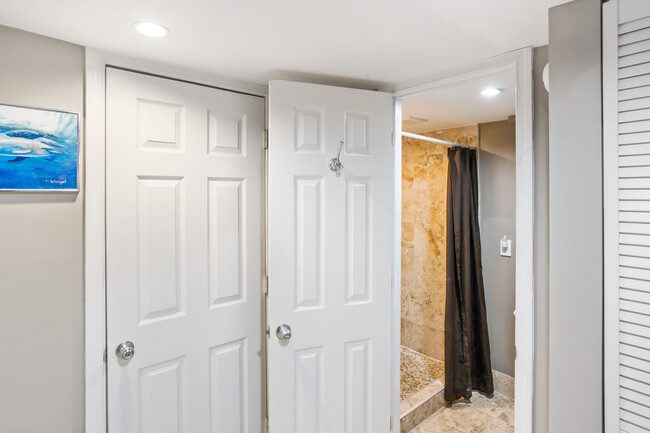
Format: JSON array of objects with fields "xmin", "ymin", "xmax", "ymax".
[
  {"xmin": 83, "ymin": 48, "xmax": 267, "ymax": 433},
  {"xmin": 602, "ymin": 2, "xmax": 619, "ymax": 431},
  {"xmin": 389, "ymin": 47, "xmax": 535, "ymax": 433}
]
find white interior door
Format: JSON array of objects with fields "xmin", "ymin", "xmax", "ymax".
[
  {"xmin": 105, "ymin": 68, "xmax": 265, "ymax": 433},
  {"xmin": 267, "ymin": 80, "xmax": 394, "ymax": 433}
]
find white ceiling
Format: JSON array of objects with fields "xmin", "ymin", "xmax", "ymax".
[
  {"xmin": 1, "ymin": 0, "xmax": 571, "ymax": 88},
  {"xmin": 402, "ymin": 68, "xmax": 517, "ymax": 132}
]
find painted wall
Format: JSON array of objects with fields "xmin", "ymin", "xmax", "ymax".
[
  {"xmin": 478, "ymin": 119, "xmax": 516, "ymax": 378},
  {"xmin": 401, "ymin": 126, "xmax": 478, "ymax": 362},
  {"xmin": 0, "ymin": 25, "xmax": 85, "ymax": 433},
  {"xmin": 548, "ymin": 0, "xmax": 603, "ymax": 431},
  {"xmin": 533, "ymin": 44, "xmax": 550, "ymax": 433}
]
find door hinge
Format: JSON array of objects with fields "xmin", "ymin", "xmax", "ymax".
[
  {"xmin": 264, "ymin": 130, "xmax": 268, "ymax": 149},
  {"xmin": 103, "ymin": 347, "xmax": 107, "ymax": 363},
  {"xmin": 264, "ymin": 274, "xmax": 269, "ymax": 295},
  {"xmin": 265, "ymin": 415, "xmax": 269, "ymax": 433},
  {"xmin": 390, "ymin": 415, "xmax": 393, "ymax": 431}
]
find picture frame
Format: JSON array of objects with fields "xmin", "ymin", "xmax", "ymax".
[{"xmin": 0, "ymin": 103, "xmax": 80, "ymax": 192}]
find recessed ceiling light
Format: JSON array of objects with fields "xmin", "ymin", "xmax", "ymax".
[
  {"xmin": 133, "ymin": 21, "xmax": 170, "ymax": 38},
  {"xmin": 481, "ymin": 87, "xmax": 502, "ymax": 97}
]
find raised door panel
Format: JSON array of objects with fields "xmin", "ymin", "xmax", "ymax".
[
  {"xmin": 139, "ymin": 358, "xmax": 186, "ymax": 433},
  {"xmin": 208, "ymin": 178, "xmax": 245, "ymax": 307},
  {"xmin": 209, "ymin": 339, "xmax": 247, "ymax": 433},
  {"xmin": 294, "ymin": 176, "xmax": 324, "ymax": 310}
]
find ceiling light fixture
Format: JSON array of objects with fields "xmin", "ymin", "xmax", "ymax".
[
  {"xmin": 480, "ymin": 87, "xmax": 502, "ymax": 97},
  {"xmin": 133, "ymin": 21, "xmax": 170, "ymax": 38}
]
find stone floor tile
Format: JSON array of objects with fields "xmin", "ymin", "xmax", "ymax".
[
  {"xmin": 482, "ymin": 417, "xmax": 515, "ymax": 433},
  {"xmin": 469, "ymin": 392, "xmax": 512, "ymax": 418},
  {"xmin": 434, "ymin": 404, "xmax": 494, "ymax": 433},
  {"xmin": 497, "ymin": 406, "xmax": 514, "ymax": 426},
  {"xmin": 410, "ymin": 420, "xmax": 465, "ymax": 433},
  {"xmin": 407, "ymin": 391, "xmax": 514, "ymax": 433}
]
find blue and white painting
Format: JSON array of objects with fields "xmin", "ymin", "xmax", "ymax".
[{"xmin": 0, "ymin": 103, "xmax": 79, "ymax": 191}]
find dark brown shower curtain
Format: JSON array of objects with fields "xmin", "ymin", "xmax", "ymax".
[{"xmin": 444, "ymin": 147, "xmax": 494, "ymax": 402}]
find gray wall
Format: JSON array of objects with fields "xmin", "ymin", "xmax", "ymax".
[
  {"xmin": 548, "ymin": 1, "xmax": 603, "ymax": 432},
  {"xmin": 479, "ymin": 119, "xmax": 516, "ymax": 378},
  {"xmin": 0, "ymin": 25, "xmax": 85, "ymax": 433},
  {"xmin": 533, "ymin": 45, "xmax": 550, "ymax": 433}
]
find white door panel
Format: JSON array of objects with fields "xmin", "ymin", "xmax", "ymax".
[
  {"xmin": 106, "ymin": 68, "xmax": 264, "ymax": 433},
  {"xmin": 268, "ymin": 80, "xmax": 393, "ymax": 433}
]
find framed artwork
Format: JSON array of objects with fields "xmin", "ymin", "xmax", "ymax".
[{"xmin": 0, "ymin": 103, "xmax": 79, "ymax": 191}]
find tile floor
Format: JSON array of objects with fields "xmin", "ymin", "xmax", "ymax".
[
  {"xmin": 400, "ymin": 346, "xmax": 445, "ymax": 400},
  {"xmin": 407, "ymin": 391, "xmax": 514, "ymax": 433}
]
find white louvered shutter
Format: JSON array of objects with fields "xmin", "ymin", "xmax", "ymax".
[{"xmin": 605, "ymin": 1, "xmax": 650, "ymax": 432}]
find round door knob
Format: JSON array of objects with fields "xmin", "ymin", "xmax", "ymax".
[
  {"xmin": 116, "ymin": 341, "xmax": 135, "ymax": 360},
  {"xmin": 276, "ymin": 324, "xmax": 292, "ymax": 340}
]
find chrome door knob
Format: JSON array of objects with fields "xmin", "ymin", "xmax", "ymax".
[
  {"xmin": 116, "ymin": 341, "xmax": 135, "ymax": 360},
  {"xmin": 276, "ymin": 324, "xmax": 292, "ymax": 340}
]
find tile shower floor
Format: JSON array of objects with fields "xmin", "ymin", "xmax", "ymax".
[
  {"xmin": 408, "ymin": 391, "xmax": 515, "ymax": 433},
  {"xmin": 400, "ymin": 346, "xmax": 445, "ymax": 400}
]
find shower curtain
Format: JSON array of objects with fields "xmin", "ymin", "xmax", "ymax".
[{"xmin": 444, "ymin": 147, "xmax": 494, "ymax": 402}]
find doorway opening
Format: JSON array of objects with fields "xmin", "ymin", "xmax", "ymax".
[{"xmin": 397, "ymin": 66, "xmax": 517, "ymax": 432}]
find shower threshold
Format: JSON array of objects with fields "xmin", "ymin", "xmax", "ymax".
[{"xmin": 400, "ymin": 346, "xmax": 446, "ymax": 432}]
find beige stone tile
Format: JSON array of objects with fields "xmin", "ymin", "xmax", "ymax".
[
  {"xmin": 469, "ymin": 392, "xmax": 512, "ymax": 418},
  {"xmin": 434, "ymin": 404, "xmax": 494, "ymax": 433},
  {"xmin": 406, "ymin": 379, "xmax": 443, "ymax": 407},
  {"xmin": 497, "ymin": 405, "xmax": 514, "ymax": 426},
  {"xmin": 492, "ymin": 371, "xmax": 515, "ymax": 400},
  {"xmin": 482, "ymin": 417, "xmax": 514, "ymax": 433},
  {"xmin": 402, "ymin": 221, "xmax": 415, "ymax": 247},
  {"xmin": 409, "ymin": 418, "xmax": 464, "ymax": 433},
  {"xmin": 401, "ymin": 133, "xmax": 450, "ymax": 364},
  {"xmin": 401, "ymin": 398, "xmax": 415, "ymax": 415},
  {"xmin": 400, "ymin": 346, "xmax": 444, "ymax": 399},
  {"xmin": 401, "ymin": 390, "xmax": 446, "ymax": 433}
]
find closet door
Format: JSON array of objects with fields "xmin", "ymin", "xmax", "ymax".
[
  {"xmin": 105, "ymin": 68, "xmax": 265, "ymax": 433},
  {"xmin": 604, "ymin": 1, "xmax": 650, "ymax": 432}
]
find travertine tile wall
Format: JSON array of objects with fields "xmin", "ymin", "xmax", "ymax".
[{"xmin": 401, "ymin": 125, "xmax": 478, "ymax": 361}]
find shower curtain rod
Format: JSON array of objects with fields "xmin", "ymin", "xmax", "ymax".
[{"xmin": 401, "ymin": 131, "xmax": 475, "ymax": 150}]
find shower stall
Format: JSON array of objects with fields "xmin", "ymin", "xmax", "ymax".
[{"xmin": 400, "ymin": 127, "xmax": 479, "ymax": 428}]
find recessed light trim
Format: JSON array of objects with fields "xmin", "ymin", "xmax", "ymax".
[
  {"xmin": 133, "ymin": 21, "xmax": 170, "ymax": 38},
  {"xmin": 480, "ymin": 87, "xmax": 502, "ymax": 97}
]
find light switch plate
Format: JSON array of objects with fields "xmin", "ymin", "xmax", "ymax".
[{"xmin": 500, "ymin": 238, "xmax": 512, "ymax": 257}]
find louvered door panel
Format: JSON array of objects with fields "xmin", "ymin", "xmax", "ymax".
[{"xmin": 607, "ymin": 2, "xmax": 650, "ymax": 431}]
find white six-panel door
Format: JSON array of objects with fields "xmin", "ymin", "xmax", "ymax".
[
  {"xmin": 267, "ymin": 80, "xmax": 394, "ymax": 433},
  {"xmin": 105, "ymin": 68, "xmax": 264, "ymax": 433}
]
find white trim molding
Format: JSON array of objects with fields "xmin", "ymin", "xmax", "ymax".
[
  {"xmin": 392, "ymin": 47, "xmax": 535, "ymax": 433},
  {"xmin": 391, "ymin": 98, "xmax": 403, "ymax": 431},
  {"xmin": 84, "ymin": 47, "xmax": 107, "ymax": 433},
  {"xmin": 602, "ymin": 2, "xmax": 620, "ymax": 432}
]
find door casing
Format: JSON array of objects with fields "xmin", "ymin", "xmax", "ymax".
[
  {"xmin": 85, "ymin": 48, "xmax": 535, "ymax": 433},
  {"xmin": 391, "ymin": 48, "xmax": 535, "ymax": 433}
]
